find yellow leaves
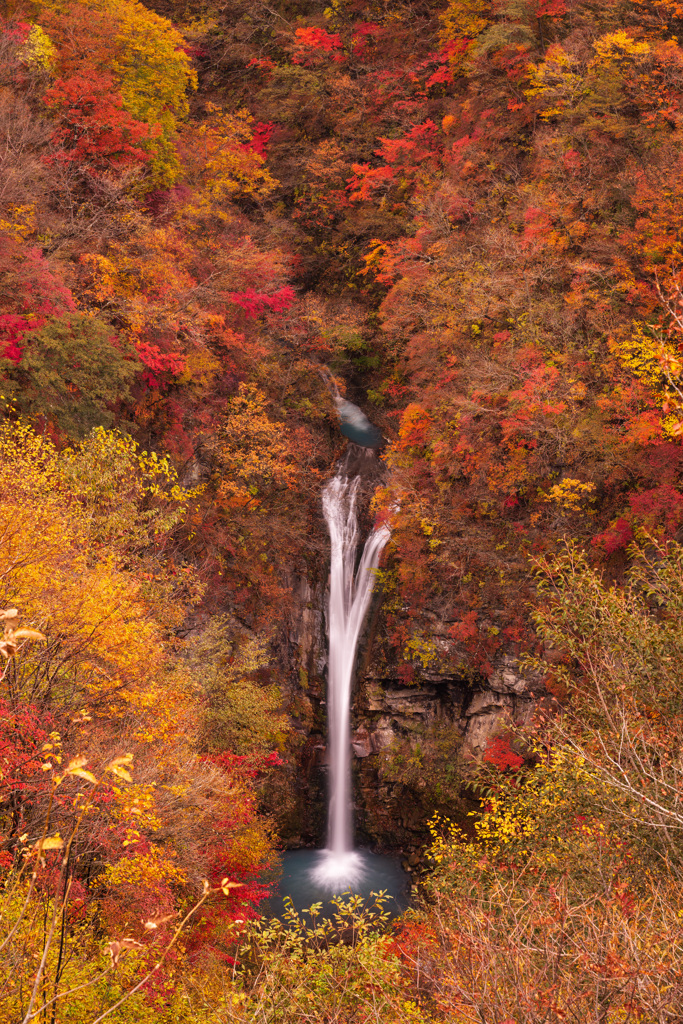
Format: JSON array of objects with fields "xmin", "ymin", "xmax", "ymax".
[
  {"xmin": 440, "ymin": 0, "xmax": 490, "ymax": 67},
  {"xmin": 226, "ymin": 823, "xmax": 273, "ymax": 873},
  {"xmin": 590, "ymin": 31, "xmax": 650, "ymax": 65},
  {"xmin": 181, "ymin": 107, "xmax": 278, "ymax": 205},
  {"xmin": 361, "ymin": 240, "xmax": 391, "ymax": 278},
  {"xmin": 395, "ymin": 404, "xmax": 432, "ymax": 452},
  {"xmin": 220, "ymin": 878, "xmax": 245, "ymax": 895},
  {"xmin": 17, "ymin": 24, "xmax": 56, "ymax": 70},
  {"xmin": 106, "ymin": 754, "xmax": 134, "ymax": 783},
  {"xmin": 78, "ymin": 255, "xmax": 118, "ymax": 304},
  {"xmin": 419, "ymin": 516, "xmax": 437, "ymax": 538},
  {"xmin": 102, "ymin": 0, "xmax": 198, "ymax": 112},
  {"xmin": 611, "ymin": 322, "xmax": 683, "ymax": 437},
  {"xmin": 403, "ymin": 632, "xmax": 439, "ymax": 670},
  {"xmin": 179, "ymin": 347, "xmax": 221, "ymax": 390},
  {"xmin": 216, "ymin": 384, "xmax": 299, "ymax": 492},
  {"xmin": 429, "ymin": 749, "xmax": 601, "ymax": 873},
  {"xmin": 81, "ymin": 229, "xmax": 195, "ymax": 335},
  {"xmin": 107, "ymin": 779, "xmax": 165, "ymax": 836},
  {"xmin": 542, "ymin": 478, "xmax": 596, "ymax": 512},
  {"xmin": 525, "ymin": 45, "xmax": 584, "ymax": 120},
  {"xmin": 72, "ymin": 558, "xmax": 162, "ymax": 685},
  {"xmin": 0, "ymin": 420, "xmax": 193, "ymax": 756},
  {"xmin": 59, "ymin": 0, "xmax": 199, "ymax": 183},
  {"xmin": 59, "ymin": 426, "xmax": 194, "ymax": 556},
  {"xmin": 102, "ymin": 843, "xmax": 187, "ymax": 888},
  {"xmin": 65, "ymin": 756, "xmax": 98, "ymax": 785},
  {"xmin": 527, "ymin": 31, "xmax": 653, "ymax": 128},
  {"xmin": 0, "ymin": 204, "xmax": 38, "ymax": 242},
  {"xmin": 36, "ymin": 835, "xmax": 63, "ymax": 852},
  {"xmin": 0, "ymin": 608, "xmax": 45, "ymax": 659}
]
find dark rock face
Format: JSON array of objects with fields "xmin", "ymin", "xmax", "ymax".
[
  {"xmin": 272, "ymin": 565, "xmax": 547, "ymax": 854},
  {"xmin": 350, "ymin": 653, "xmax": 546, "ymax": 850},
  {"xmin": 356, "ymin": 655, "xmax": 545, "ymax": 760},
  {"xmin": 268, "ymin": 443, "xmax": 548, "ymax": 854}
]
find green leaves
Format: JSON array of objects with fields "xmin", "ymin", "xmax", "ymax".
[
  {"xmin": 2, "ymin": 314, "xmax": 141, "ymax": 438},
  {"xmin": 102, "ymin": 0, "xmax": 197, "ymax": 184}
]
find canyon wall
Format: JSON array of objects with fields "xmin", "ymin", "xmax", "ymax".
[{"xmin": 271, "ymin": 556, "xmax": 549, "ymax": 860}]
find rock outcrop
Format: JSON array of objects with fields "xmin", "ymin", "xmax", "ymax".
[
  {"xmin": 266, "ymin": 441, "xmax": 549, "ymax": 853},
  {"xmin": 271, "ymin": 564, "xmax": 548, "ymax": 854}
]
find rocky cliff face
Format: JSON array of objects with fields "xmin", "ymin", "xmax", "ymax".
[
  {"xmin": 272, "ymin": 563, "xmax": 548, "ymax": 857},
  {"xmin": 264, "ymin": 442, "xmax": 550, "ymax": 855}
]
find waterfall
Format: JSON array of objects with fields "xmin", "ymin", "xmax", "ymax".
[{"xmin": 311, "ymin": 467, "xmax": 391, "ymax": 888}]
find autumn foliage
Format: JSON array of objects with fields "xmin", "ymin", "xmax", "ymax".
[{"xmin": 2, "ymin": 0, "xmax": 683, "ymax": 1017}]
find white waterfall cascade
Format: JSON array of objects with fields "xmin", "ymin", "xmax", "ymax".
[{"xmin": 310, "ymin": 470, "xmax": 391, "ymax": 889}]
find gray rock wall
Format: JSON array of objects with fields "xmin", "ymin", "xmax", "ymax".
[{"xmin": 273, "ymin": 567, "xmax": 547, "ymax": 854}]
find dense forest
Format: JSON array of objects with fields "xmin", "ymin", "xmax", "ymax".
[{"xmin": 1, "ymin": 0, "xmax": 683, "ymax": 1019}]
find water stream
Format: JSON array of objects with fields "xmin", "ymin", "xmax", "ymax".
[
  {"xmin": 270, "ymin": 397, "xmax": 409, "ymax": 916},
  {"xmin": 310, "ymin": 471, "xmax": 391, "ymax": 889}
]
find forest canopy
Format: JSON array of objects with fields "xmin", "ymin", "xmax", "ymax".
[{"xmin": 1, "ymin": 0, "xmax": 683, "ymax": 1018}]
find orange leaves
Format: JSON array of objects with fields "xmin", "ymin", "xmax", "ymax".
[
  {"xmin": 347, "ymin": 163, "xmax": 395, "ymax": 202},
  {"xmin": 621, "ymin": 157, "xmax": 683, "ymax": 277},
  {"xmin": 440, "ymin": 0, "xmax": 491, "ymax": 66},
  {"xmin": 295, "ymin": 27, "xmax": 342, "ymax": 51},
  {"xmin": 82, "ymin": 227, "xmax": 194, "ymax": 310},
  {"xmin": 215, "ymin": 383, "xmax": 299, "ymax": 495},
  {"xmin": 519, "ymin": 206, "xmax": 553, "ymax": 249},
  {"xmin": 179, "ymin": 105, "xmax": 278, "ymax": 205},
  {"xmin": 483, "ymin": 735, "xmax": 524, "ymax": 771},
  {"xmin": 43, "ymin": 73, "xmax": 153, "ymax": 173},
  {"xmin": 449, "ymin": 610, "xmax": 479, "ymax": 643},
  {"xmin": 396, "ymin": 404, "xmax": 432, "ymax": 450},
  {"xmin": 360, "ymin": 237, "xmax": 429, "ymax": 286},
  {"xmin": 506, "ymin": 362, "xmax": 566, "ymax": 425},
  {"xmin": 38, "ymin": 0, "xmax": 196, "ymax": 184},
  {"xmin": 535, "ymin": 0, "xmax": 567, "ymax": 15},
  {"xmin": 0, "ymin": 420, "xmax": 182, "ymax": 734},
  {"xmin": 293, "ymin": 26, "xmax": 343, "ymax": 64},
  {"xmin": 528, "ymin": 28, "xmax": 683, "ymax": 146},
  {"xmin": 348, "ymin": 122, "xmax": 442, "ymax": 204},
  {"xmin": 376, "ymin": 120, "xmax": 440, "ymax": 168},
  {"xmin": 630, "ymin": 0, "xmax": 683, "ymax": 30}
]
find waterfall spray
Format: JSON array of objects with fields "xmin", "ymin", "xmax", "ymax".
[{"xmin": 311, "ymin": 467, "xmax": 390, "ymax": 888}]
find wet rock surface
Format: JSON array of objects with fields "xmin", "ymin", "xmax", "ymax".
[
  {"xmin": 271, "ymin": 569, "xmax": 548, "ymax": 854},
  {"xmin": 269, "ymin": 449, "xmax": 549, "ymax": 855}
]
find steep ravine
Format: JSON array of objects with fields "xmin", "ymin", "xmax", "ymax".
[{"xmin": 270, "ymin": 449, "xmax": 550, "ymax": 862}]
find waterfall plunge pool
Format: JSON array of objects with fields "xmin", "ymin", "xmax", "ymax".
[
  {"xmin": 263, "ymin": 414, "xmax": 407, "ymax": 926},
  {"xmin": 266, "ymin": 849, "xmax": 410, "ymax": 922}
]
